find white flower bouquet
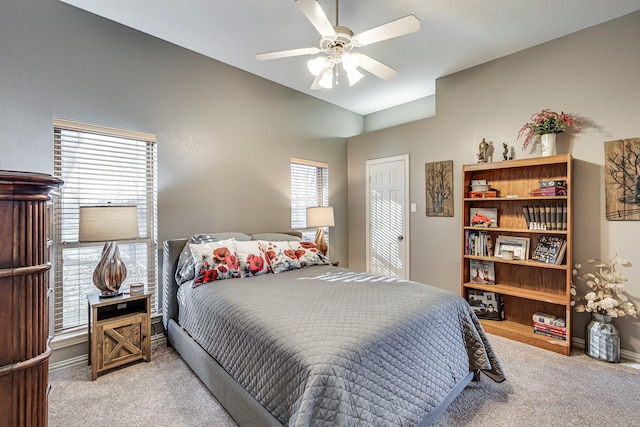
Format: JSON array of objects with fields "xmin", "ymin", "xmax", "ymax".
[{"xmin": 571, "ymin": 255, "xmax": 637, "ymax": 318}]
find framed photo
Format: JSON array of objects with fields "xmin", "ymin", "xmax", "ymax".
[
  {"xmin": 495, "ymin": 235, "xmax": 530, "ymax": 260},
  {"xmin": 425, "ymin": 160, "xmax": 453, "ymax": 217},
  {"xmin": 469, "ymin": 207, "xmax": 498, "ymax": 227},
  {"xmin": 469, "ymin": 259, "xmax": 495, "ymax": 284},
  {"xmin": 466, "ymin": 289, "xmax": 504, "ymax": 320}
]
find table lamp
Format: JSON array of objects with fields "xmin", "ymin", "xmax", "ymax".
[
  {"xmin": 306, "ymin": 206, "xmax": 334, "ymax": 256},
  {"xmin": 79, "ymin": 205, "xmax": 139, "ymax": 298}
]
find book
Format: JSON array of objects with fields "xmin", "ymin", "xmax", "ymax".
[
  {"xmin": 533, "ymin": 322, "xmax": 567, "ymax": 335},
  {"xmin": 531, "ymin": 235, "xmax": 567, "ymax": 264},
  {"xmin": 470, "ymin": 207, "xmax": 498, "ymax": 227},
  {"xmin": 470, "ymin": 259, "xmax": 496, "ymax": 284},
  {"xmin": 532, "ymin": 312, "xmax": 566, "ymax": 327},
  {"xmin": 531, "ymin": 187, "xmax": 567, "ymax": 196},
  {"xmin": 555, "ymin": 204, "xmax": 562, "ymax": 230},
  {"xmin": 562, "ymin": 205, "xmax": 567, "ymax": 230},
  {"xmin": 466, "ymin": 289, "xmax": 504, "ymax": 320},
  {"xmin": 469, "ymin": 190, "xmax": 498, "ymax": 198},
  {"xmin": 522, "ymin": 205, "xmax": 531, "ymax": 227},
  {"xmin": 533, "ymin": 329, "xmax": 567, "ymax": 340}
]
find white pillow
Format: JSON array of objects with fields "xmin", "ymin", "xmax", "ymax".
[
  {"xmin": 289, "ymin": 241, "xmax": 329, "ymax": 267},
  {"xmin": 258, "ymin": 240, "xmax": 301, "ymax": 274},
  {"xmin": 235, "ymin": 240, "xmax": 270, "ymax": 277},
  {"xmin": 189, "ymin": 238, "xmax": 241, "ymax": 286}
]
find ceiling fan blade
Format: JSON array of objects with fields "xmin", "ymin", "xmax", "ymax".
[
  {"xmin": 256, "ymin": 47, "xmax": 320, "ymax": 61},
  {"xmin": 352, "ymin": 15, "xmax": 420, "ymax": 47},
  {"xmin": 296, "ymin": 0, "xmax": 336, "ymax": 39},
  {"xmin": 356, "ymin": 53, "xmax": 397, "ymax": 80}
]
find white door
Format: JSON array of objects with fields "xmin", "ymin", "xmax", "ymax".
[{"xmin": 366, "ymin": 155, "xmax": 409, "ymax": 279}]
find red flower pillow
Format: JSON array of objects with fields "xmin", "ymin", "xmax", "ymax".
[
  {"xmin": 258, "ymin": 240, "xmax": 301, "ymax": 274},
  {"xmin": 189, "ymin": 238, "xmax": 241, "ymax": 287},
  {"xmin": 235, "ymin": 240, "xmax": 270, "ymax": 277},
  {"xmin": 289, "ymin": 241, "xmax": 329, "ymax": 267}
]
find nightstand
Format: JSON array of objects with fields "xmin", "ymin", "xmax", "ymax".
[{"xmin": 87, "ymin": 293, "xmax": 151, "ymax": 380}]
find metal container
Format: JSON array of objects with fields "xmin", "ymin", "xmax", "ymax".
[{"xmin": 585, "ymin": 313, "xmax": 620, "ymax": 363}]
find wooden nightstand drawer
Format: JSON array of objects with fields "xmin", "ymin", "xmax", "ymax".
[{"xmin": 87, "ymin": 293, "xmax": 151, "ymax": 380}]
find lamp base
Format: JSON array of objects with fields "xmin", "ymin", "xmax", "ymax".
[
  {"xmin": 98, "ymin": 290, "xmax": 123, "ymax": 299},
  {"xmin": 314, "ymin": 227, "xmax": 328, "ymax": 256},
  {"xmin": 93, "ymin": 242, "xmax": 128, "ymax": 298}
]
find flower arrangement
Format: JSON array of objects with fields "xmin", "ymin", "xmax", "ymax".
[
  {"xmin": 518, "ymin": 109, "xmax": 581, "ymax": 150},
  {"xmin": 571, "ymin": 255, "xmax": 637, "ymax": 318}
]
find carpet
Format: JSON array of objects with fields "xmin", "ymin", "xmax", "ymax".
[{"xmin": 49, "ymin": 334, "xmax": 640, "ymax": 426}]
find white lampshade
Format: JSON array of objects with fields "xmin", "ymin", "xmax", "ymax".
[
  {"xmin": 341, "ymin": 52, "xmax": 359, "ymax": 72},
  {"xmin": 307, "ymin": 57, "xmax": 327, "ymax": 76},
  {"xmin": 306, "ymin": 206, "xmax": 335, "ymax": 228},
  {"xmin": 318, "ymin": 67, "xmax": 333, "ymax": 89},
  {"xmin": 346, "ymin": 68, "xmax": 364, "ymax": 86},
  {"xmin": 79, "ymin": 205, "xmax": 139, "ymax": 242}
]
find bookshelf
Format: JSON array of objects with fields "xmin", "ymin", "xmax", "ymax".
[{"xmin": 461, "ymin": 154, "xmax": 573, "ymax": 355}]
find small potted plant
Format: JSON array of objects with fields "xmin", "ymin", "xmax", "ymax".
[{"xmin": 518, "ymin": 109, "xmax": 581, "ymax": 155}]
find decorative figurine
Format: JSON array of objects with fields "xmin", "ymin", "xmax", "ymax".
[
  {"xmin": 478, "ymin": 138, "xmax": 489, "ymax": 163},
  {"xmin": 503, "ymin": 143, "xmax": 509, "ymax": 161}
]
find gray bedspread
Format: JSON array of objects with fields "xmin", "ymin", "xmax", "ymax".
[{"xmin": 177, "ymin": 265, "xmax": 505, "ymax": 426}]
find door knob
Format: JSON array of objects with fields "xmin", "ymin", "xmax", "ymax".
[{"xmin": 397, "ymin": 235, "xmax": 404, "ymax": 241}]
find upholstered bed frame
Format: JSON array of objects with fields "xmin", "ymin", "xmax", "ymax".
[{"xmin": 162, "ymin": 233, "xmax": 476, "ymax": 427}]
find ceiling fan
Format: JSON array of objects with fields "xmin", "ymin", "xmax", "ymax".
[{"xmin": 256, "ymin": 0, "xmax": 420, "ymax": 90}]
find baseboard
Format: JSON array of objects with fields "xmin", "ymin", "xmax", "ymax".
[
  {"xmin": 572, "ymin": 337, "xmax": 640, "ymax": 364},
  {"xmin": 49, "ymin": 333, "xmax": 167, "ymax": 372}
]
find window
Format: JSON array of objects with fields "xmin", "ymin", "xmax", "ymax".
[
  {"xmin": 290, "ymin": 157, "xmax": 329, "ymax": 242},
  {"xmin": 53, "ymin": 119, "xmax": 157, "ymax": 334}
]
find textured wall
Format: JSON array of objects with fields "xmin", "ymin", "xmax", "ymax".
[{"xmin": 348, "ymin": 11, "xmax": 640, "ymax": 353}]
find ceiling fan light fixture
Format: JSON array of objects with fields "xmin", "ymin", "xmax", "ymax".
[
  {"xmin": 307, "ymin": 56, "xmax": 327, "ymax": 76},
  {"xmin": 319, "ymin": 67, "xmax": 333, "ymax": 89},
  {"xmin": 346, "ymin": 68, "xmax": 364, "ymax": 86},
  {"xmin": 341, "ymin": 52, "xmax": 358, "ymax": 72}
]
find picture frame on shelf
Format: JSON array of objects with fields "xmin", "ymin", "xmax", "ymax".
[
  {"xmin": 469, "ymin": 259, "xmax": 496, "ymax": 284},
  {"xmin": 466, "ymin": 289, "xmax": 504, "ymax": 320},
  {"xmin": 469, "ymin": 207, "xmax": 498, "ymax": 227},
  {"xmin": 495, "ymin": 235, "xmax": 530, "ymax": 260}
]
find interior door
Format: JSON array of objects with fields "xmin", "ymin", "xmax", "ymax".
[{"xmin": 366, "ymin": 155, "xmax": 409, "ymax": 279}]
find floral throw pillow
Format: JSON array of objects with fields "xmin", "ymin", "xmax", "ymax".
[
  {"xmin": 235, "ymin": 240, "xmax": 270, "ymax": 277},
  {"xmin": 289, "ymin": 241, "xmax": 329, "ymax": 267},
  {"xmin": 258, "ymin": 240, "xmax": 301, "ymax": 274},
  {"xmin": 189, "ymin": 238, "xmax": 241, "ymax": 287}
]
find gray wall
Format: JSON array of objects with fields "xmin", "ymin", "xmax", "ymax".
[
  {"xmin": 348, "ymin": 11, "xmax": 640, "ymax": 353},
  {"xmin": 0, "ymin": 0, "xmax": 361, "ymax": 261},
  {"xmin": 0, "ymin": 0, "xmax": 361, "ymax": 363}
]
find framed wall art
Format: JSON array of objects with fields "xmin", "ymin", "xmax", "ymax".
[
  {"xmin": 425, "ymin": 160, "xmax": 453, "ymax": 217},
  {"xmin": 604, "ymin": 138, "xmax": 640, "ymax": 220}
]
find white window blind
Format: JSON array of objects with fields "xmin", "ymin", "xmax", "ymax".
[
  {"xmin": 291, "ymin": 157, "xmax": 329, "ymax": 241},
  {"xmin": 52, "ymin": 118, "xmax": 158, "ymax": 334}
]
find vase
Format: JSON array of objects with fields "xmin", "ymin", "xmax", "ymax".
[
  {"xmin": 585, "ymin": 313, "xmax": 620, "ymax": 363},
  {"xmin": 540, "ymin": 133, "xmax": 556, "ymax": 157}
]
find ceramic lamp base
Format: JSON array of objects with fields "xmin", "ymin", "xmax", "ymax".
[
  {"xmin": 93, "ymin": 241, "xmax": 128, "ymax": 297},
  {"xmin": 314, "ymin": 227, "xmax": 328, "ymax": 256}
]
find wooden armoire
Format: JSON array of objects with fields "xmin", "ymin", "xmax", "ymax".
[{"xmin": 0, "ymin": 170, "xmax": 63, "ymax": 427}]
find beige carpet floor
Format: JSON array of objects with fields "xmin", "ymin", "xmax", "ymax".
[{"xmin": 49, "ymin": 334, "xmax": 640, "ymax": 427}]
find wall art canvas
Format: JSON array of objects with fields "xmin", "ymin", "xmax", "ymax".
[
  {"xmin": 425, "ymin": 160, "xmax": 453, "ymax": 217},
  {"xmin": 605, "ymin": 138, "xmax": 640, "ymax": 220}
]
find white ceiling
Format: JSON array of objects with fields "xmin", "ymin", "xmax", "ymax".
[{"xmin": 60, "ymin": 0, "xmax": 640, "ymax": 116}]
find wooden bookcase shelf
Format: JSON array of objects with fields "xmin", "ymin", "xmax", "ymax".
[{"xmin": 461, "ymin": 154, "xmax": 573, "ymax": 355}]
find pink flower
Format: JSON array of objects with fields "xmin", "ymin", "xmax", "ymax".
[{"xmin": 518, "ymin": 109, "xmax": 581, "ymax": 151}]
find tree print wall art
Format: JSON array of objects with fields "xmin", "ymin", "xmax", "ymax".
[
  {"xmin": 605, "ymin": 138, "xmax": 640, "ymax": 220},
  {"xmin": 425, "ymin": 160, "xmax": 453, "ymax": 217}
]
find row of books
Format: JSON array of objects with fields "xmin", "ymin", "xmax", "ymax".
[
  {"xmin": 533, "ymin": 312, "xmax": 566, "ymax": 340},
  {"xmin": 465, "ymin": 230, "xmax": 494, "ymax": 256},
  {"xmin": 521, "ymin": 204, "xmax": 567, "ymax": 231}
]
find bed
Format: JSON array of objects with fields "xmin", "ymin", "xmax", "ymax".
[{"xmin": 162, "ymin": 231, "xmax": 505, "ymax": 427}]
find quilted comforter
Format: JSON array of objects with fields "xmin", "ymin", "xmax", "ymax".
[{"xmin": 177, "ymin": 265, "xmax": 505, "ymax": 426}]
